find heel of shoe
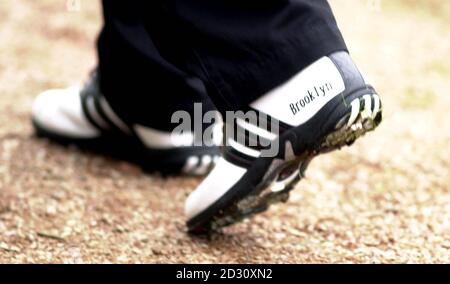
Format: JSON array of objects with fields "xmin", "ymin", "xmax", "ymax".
[{"xmin": 321, "ymin": 92, "xmax": 382, "ymax": 151}]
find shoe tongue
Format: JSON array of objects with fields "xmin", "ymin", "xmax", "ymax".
[{"xmin": 250, "ymin": 56, "xmax": 345, "ymax": 127}]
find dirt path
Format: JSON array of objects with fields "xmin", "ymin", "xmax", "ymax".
[{"xmin": 0, "ymin": 0, "xmax": 449, "ymax": 263}]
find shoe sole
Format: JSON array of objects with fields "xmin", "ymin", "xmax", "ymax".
[
  {"xmin": 187, "ymin": 87, "xmax": 382, "ymax": 233},
  {"xmin": 32, "ymin": 118, "xmax": 220, "ymax": 176}
]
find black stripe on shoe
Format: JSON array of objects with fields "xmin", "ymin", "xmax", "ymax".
[{"xmin": 80, "ymin": 90, "xmax": 110, "ymax": 132}]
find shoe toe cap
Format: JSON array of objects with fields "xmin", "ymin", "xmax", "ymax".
[
  {"xmin": 32, "ymin": 87, "xmax": 100, "ymax": 139},
  {"xmin": 185, "ymin": 157, "xmax": 247, "ymax": 221}
]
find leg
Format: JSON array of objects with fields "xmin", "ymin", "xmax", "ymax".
[
  {"xmin": 170, "ymin": 0, "xmax": 348, "ymax": 111},
  {"xmin": 97, "ymin": 0, "xmax": 216, "ymax": 131}
]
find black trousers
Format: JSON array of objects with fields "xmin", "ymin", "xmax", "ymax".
[{"xmin": 97, "ymin": 0, "xmax": 347, "ymax": 131}]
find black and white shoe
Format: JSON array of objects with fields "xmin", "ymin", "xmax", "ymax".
[
  {"xmin": 32, "ymin": 72, "xmax": 221, "ymax": 175},
  {"xmin": 185, "ymin": 51, "xmax": 383, "ymax": 232}
]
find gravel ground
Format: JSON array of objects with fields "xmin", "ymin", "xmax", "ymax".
[{"xmin": 0, "ymin": 0, "xmax": 449, "ymax": 263}]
